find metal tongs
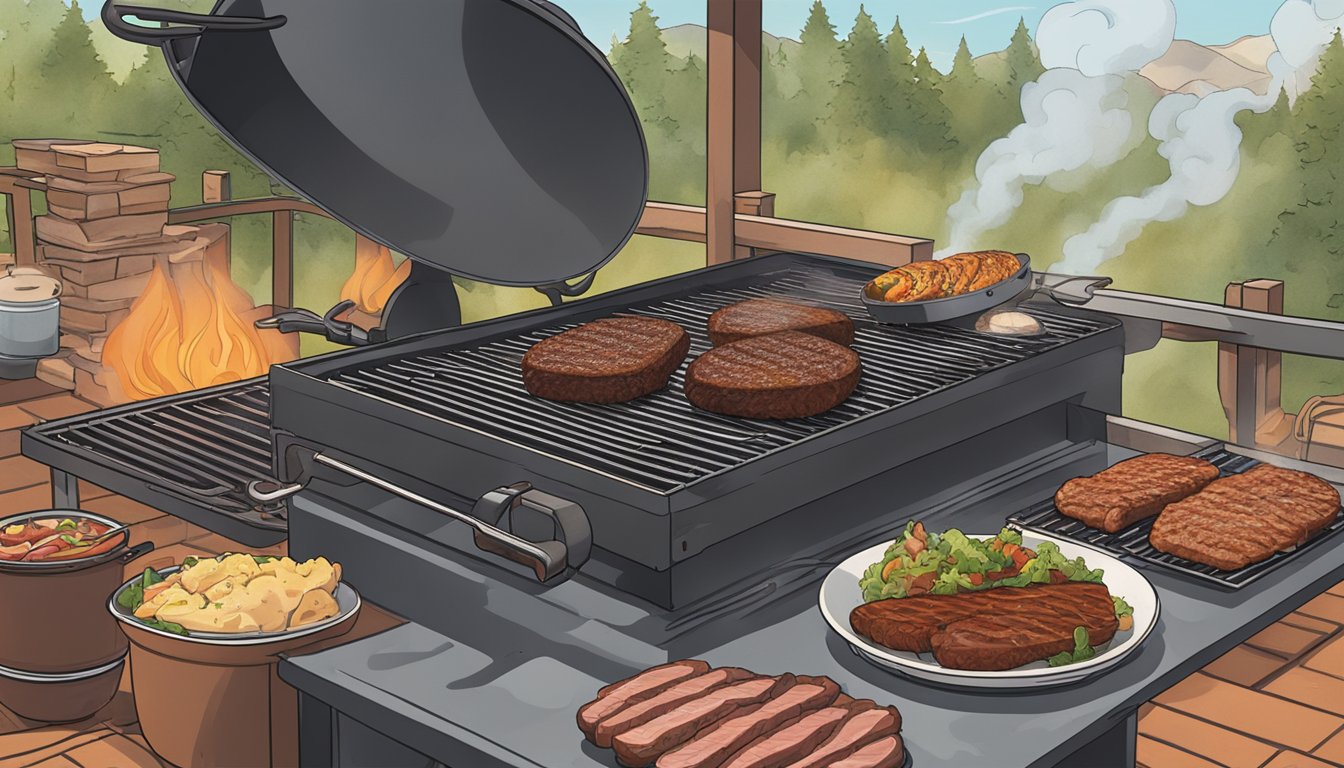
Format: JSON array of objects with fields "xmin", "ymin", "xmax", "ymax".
[{"xmin": 255, "ymin": 300, "xmax": 371, "ymax": 346}]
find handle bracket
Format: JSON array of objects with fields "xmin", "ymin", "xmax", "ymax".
[{"xmin": 102, "ymin": 2, "xmax": 286, "ymax": 45}]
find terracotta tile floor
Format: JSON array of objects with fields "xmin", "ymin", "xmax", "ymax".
[{"xmin": 0, "ymin": 383, "xmax": 1342, "ymax": 767}]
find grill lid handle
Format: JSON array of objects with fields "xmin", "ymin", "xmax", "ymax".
[{"xmin": 250, "ymin": 454, "xmax": 590, "ymax": 583}]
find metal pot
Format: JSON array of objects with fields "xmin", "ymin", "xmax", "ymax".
[
  {"xmin": 0, "ymin": 510, "xmax": 154, "ymax": 673},
  {"xmin": 0, "ymin": 265, "xmax": 61, "ymax": 379}
]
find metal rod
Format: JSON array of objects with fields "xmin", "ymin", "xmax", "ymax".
[{"xmin": 50, "ymin": 468, "xmax": 80, "ymax": 509}]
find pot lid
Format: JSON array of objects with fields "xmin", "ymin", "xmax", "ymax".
[
  {"xmin": 0, "ymin": 266, "xmax": 61, "ymax": 303},
  {"xmin": 138, "ymin": 0, "xmax": 649, "ymax": 287}
]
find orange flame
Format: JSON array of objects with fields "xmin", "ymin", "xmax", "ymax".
[
  {"xmin": 340, "ymin": 237, "xmax": 410, "ymax": 315},
  {"xmin": 104, "ymin": 256, "xmax": 297, "ymax": 401}
]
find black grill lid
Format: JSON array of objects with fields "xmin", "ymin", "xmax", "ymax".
[{"xmin": 107, "ymin": 0, "xmax": 649, "ymax": 286}]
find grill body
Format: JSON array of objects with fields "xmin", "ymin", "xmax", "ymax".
[{"xmin": 273, "ymin": 253, "xmax": 1124, "ymax": 607}]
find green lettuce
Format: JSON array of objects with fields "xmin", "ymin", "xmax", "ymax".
[{"xmin": 1047, "ymin": 627, "xmax": 1097, "ymax": 667}]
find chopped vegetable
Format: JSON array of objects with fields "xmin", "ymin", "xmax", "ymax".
[
  {"xmin": 1047, "ymin": 627, "xmax": 1097, "ymax": 667},
  {"xmin": 0, "ymin": 517, "xmax": 115, "ymax": 561},
  {"xmin": 1112, "ymin": 596, "xmax": 1133, "ymax": 617}
]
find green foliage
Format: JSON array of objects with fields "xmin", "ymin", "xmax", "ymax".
[
  {"xmin": 1003, "ymin": 17, "xmax": 1045, "ymax": 122},
  {"xmin": 831, "ymin": 6, "xmax": 893, "ymax": 138}
]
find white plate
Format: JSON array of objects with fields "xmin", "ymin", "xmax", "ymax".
[
  {"xmin": 818, "ymin": 532, "xmax": 1159, "ymax": 689},
  {"xmin": 108, "ymin": 566, "xmax": 361, "ymax": 646}
]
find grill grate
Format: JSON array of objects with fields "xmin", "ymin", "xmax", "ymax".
[
  {"xmin": 37, "ymin": 381, "xmax": 277, "ymax": 515},
  {"xmin": 1007, "ymin": 447, "xmax": 1344, "ymax": 588},
  {"xmin": 324, "ymin": 263, "xmax": 1115, "ymax": 494}
]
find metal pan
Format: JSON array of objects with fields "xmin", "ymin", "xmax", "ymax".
[{"xmin": 861, "ymin": 253, "xmax": 1033, "ymax": 325}]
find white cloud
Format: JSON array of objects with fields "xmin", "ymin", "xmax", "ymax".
[{"xmin": 934, "ymin": 6, "xmax": 1036, "ymax": 25}]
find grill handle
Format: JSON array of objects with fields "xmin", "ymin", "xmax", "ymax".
[{"xmin": 250, "ymin": 454, "xmax": 589, "ymax": 583}]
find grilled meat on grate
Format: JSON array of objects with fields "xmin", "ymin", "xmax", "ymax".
[
  {"xmin": 1054, "ymin": 453, "xmax": 1220, "ymax": 533},
  {"xmin": 706, "ymin": 299, "xmax": 855, "ymax": 347},
  {"xmin": 1149, "ymin": 463, "xmax": 1341, "ymax": 570},
  {"xmin": 522, "ymin": 317, "xmax": 690, "ymax": 403},
  {"xmin": 849, "ymin": 583, "xmax": 1119, "ymax": 671},
  {"xmin": 684, "ymin": 331, "xmax": 861, "ymax": 420}
]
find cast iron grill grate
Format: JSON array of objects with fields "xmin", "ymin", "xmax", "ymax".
[
  {"xmin": 1007, "ymin": 446, "xmax": 1344, "ymax": 588},
  {"xmin": 323, "ymin": 262, "xmax": 1114, "ymax": 494},
  {"xmin": 34, "ymin": 380, "xmax": 277, "ymax": 515}
]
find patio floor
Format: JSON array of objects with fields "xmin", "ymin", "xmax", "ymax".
[{"xmin": 1, "ymin": 380, "xmax": 1343, "ymax": 767}]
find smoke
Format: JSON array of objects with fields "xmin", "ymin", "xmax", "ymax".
[
  {"xmin": 936, "ymin": 0, "xmax": 1177, "ymax": 259},
  {"xmin": 1055, "ymin": 0, "xmax": 1344, "ymax": 274}
]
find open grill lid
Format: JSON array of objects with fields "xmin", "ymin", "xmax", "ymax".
[{"xmin": 102, "ymin": 0, "xmax": 649, "ymax": 287}]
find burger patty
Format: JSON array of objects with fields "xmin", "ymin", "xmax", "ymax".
[
  {"xmin": 683, "ymin": 331, "xmax": 861, "ymax": 420},
  {"xmin": 521, "ymin": 317, "xmax": 690, "ymax": 404},
  {"xmin": 1055, "ymin": 453, "xmax": 1221, "ymax": 533},
  {"xmin": 849, "ymin": 583, "xmax": 1119, "ymax": 671},
  {"xmin": 706, "ymin": 299, "xmax": 855, "ymax": 347},
  {"xmin": 1150, "ymin": 464, "xmax": 1341, "ymax": 570}
]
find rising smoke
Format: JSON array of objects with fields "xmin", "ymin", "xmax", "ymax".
[
  {"xmin": 1055, "ymin": 0, "xmax": 1344, "ymax": 274},
  {"xmin": 936, "ymin": 0, "xmax": 1177, "ymax": 259}
]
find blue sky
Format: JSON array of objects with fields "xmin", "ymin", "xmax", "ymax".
[{"xmin": 565, "ymin": 0, "xmax": 1285, "ymax": 70}]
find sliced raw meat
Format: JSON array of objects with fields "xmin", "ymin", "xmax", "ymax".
[
  {"xmin": 827, "ymin": 735, "xmax": 905, "ymax": 768},
  {"xmin": 779, "ymin": 705, "xmax": 902, "ymax": 768},
  {"xmin": 579, "ymin": 660, "xmax": 712, "ymax": 741},
  {"xmin": 721, "ymin": 701, "xmax": 874, "ymax": 768},
  {"xmin": 593, "ymin": 667, "xmax": 755, "ymax": 748}
]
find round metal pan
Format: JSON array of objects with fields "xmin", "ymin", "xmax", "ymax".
[
  {"xmin": 861, "ymin": 253, "xmax": 1033, "ymax": 325},
  {"xmin": 101, "ymin": 0, "xmax": 649, "ymax": 287}
]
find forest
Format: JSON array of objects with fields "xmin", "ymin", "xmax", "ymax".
[{"xmin": 1, "ymin": 0, "xmax": 1342, "ymax": 439}]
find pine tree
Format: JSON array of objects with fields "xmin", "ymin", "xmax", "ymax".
[
  {"xmin": 609, "ymin": 2, "xmax": 689, "ymax": 200},
  {"xmin": 1281, "ymin": 30, "xmax": 1344, "ymax": 257},
  {"xmin": 1237, "ymin": 86, "xmax": 1293, "ymax": 153},
  {"xmin": 797, "ymin": 0, "xmax": 842, "ymax": 111},
  {"xmin": 942, "ymin": 35, "xmax": 1006, "ymax": 155},
  {"xmin": 763, "ymin": 45, "xmax": 819, "ymax": 154},
  {"xmin": 832, "ymin": 5, "xmax": 892, "ymax": 138},
  {"xmin": 908, "ymin": 47, "xmax": 953, "ymax": 152},
  {"xmin": 35, "ymin": 0, "xmax": 116, "ymax": 126},
  {"xmin": 1003, "ymin": 18, "xmax": 1044, "ymax": 122},
  {"xmin": 883, "ymin": 16, "xmax": 918, "ymax": 135}
]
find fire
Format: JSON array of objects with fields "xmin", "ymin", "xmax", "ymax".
[
  {"xmin": 340, "ymin": 236, "xmax": 410, "ymax": 315},
  {"xmin": 105, "ymin": 255, "xmax": 296, "ymax": 400}
]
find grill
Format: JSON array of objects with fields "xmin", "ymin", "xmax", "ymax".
[
  {"xmin": 274, "ymin": 252, "xmax": 1126, "ymax": 606},
  {"xmin": 318, "ymin": 262, "xmax": 1109, "ymax": 494},
  {"xmin": 1006, "ymin": 446, "xmax": 1344, "ymax": 588},
  {"xmin": 22, "ymin": 379, "xmax": 286, "ymax": 545}
]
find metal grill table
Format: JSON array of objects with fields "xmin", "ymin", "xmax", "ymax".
[{"xmin": 22, "ymin": 379, "xmax": 287, "ymax": 546}]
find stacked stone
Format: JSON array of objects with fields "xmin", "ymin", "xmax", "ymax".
[{"xmin": 14, "ymin": 140, "xmax": 212, "ymax": 401}]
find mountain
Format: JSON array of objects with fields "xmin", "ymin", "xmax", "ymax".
[
  {"xmin": 1139, "ymin": 38, "xmax": 1271, "ymax": 96},
  {"xmin": 1210, "ymin": 35, "xmax": 1276, "ymax": 73}
]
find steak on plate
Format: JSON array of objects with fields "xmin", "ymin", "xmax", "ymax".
[
  {"xmin": 656, "ymin": 675, "xmax": 840, "ymax": 768},
  {"xmin": 579, "ymin": 660, "xmax": 711, "ymax": 741},
  {"xmin": 1054, "ymin": 453, "xmax": 1220, "ymax": 533},
  {"xmin": 1149, "ymin": 463, "xmax": 1341, "ymax": 570},
  {"xmin": 683, "ymin": 331, "xmax": 861, "ymax": 420},
  {"xmin": 522, "ymin": 317, "xmax": 690, "ymax": 403},
  {"xmin": 706, "ymin": 299, "xmax": 855, "ymax": 347},
  {"xmin": 849, "ymin": 582, "xmax": 1119, "ymax": 671},
  {"xmin": 613, "ymin": 675, "xmax": 794, "ymax": 766}
]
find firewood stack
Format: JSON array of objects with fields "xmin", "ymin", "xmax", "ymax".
[{"xmin": 12, "ymin": 139, "xmax": 296, "ymax": 404}]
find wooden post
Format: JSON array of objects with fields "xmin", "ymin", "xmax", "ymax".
[
  {"xmin": 272, "ymin": 210, "xmax": 293, "ymax": 310},
  {"xmin": 202, "ymin": 170, "xmax": 232, "ymax": 203},
  {"xmin": 2, "ymin": 183, "xmax": 36, "ymax": 266},
  {"xmin": 706, "ymin": 0, "xmax": 763, "ymax": 265},
  {"xmin": 1218, "ymin": 279, "xmax": 1291, "ymax": 448}
]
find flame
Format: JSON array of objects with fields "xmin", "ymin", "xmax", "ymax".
[
  {"xmin": 105, "ymin": 255, "xmax": 297, "ymax": 401},
  {"xmin": 340, "ymin": 237, "xmax": 410, "ymax": 314}
]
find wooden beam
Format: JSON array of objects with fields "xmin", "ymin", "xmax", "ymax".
[
  {"xmin": 168, "ymin": 197, "xmax": 329, "ymax": 225},
  {"xmin": 1217, "ymin": 279, "xmax": 1292, "ymax": 449},
  {"xmin": 733, "ymin": 0, "xmax": 762, "ymax": 194},
  {"xmin": 0, "ymin": 174, "xmax": 36, "ymax": 266},
  {"xmin": 272, "ymin": 210, "xmax": 294, "ymax": 310},
  {"xmin": 706, "ymin": 0, "xmax": 737, "ymax": 265},
  {"xmin": 635, "ymin": 201, "xmax": 932, "ymax": 266},
  {"xmin": 202, "ymin": 170, "xmax": 232, "ymax": 204}
]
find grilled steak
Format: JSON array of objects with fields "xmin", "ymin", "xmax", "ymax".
[
  {"xmin": 721, "ymin": 701, "xmax": 873, "ymax": 768},
  {"xmin": 579, "ymin": 661, "xmax": 712, "ymax": 741},
  {"xmin": 1150, "ymin": 464, "xmax": 1341, "ymax": 570},
  {"xmin": 522, "ymin": 317, "xmax": 690, "ymax": 403},
  {"xmin": 657, "ymin": 675, "xmax": 840, "ymax": 768},
  {"xmin": 849, "ymin": 583, "xmax": 1119, "ymax": 671},
  {"xmin": 827, "ymin": 736, "xmax": 905, "ymax": 768},
  {"xmin": 1055, "ymin": 453, "xmax": 1220, "ymax": 533},
  {"xmin": 684, "ymin": 331, "xmax": 861, "ymax": 419},
  {"xmin": 613, "ymin": 675, "xmax": 794, "ymax": 767},
  {"xmin": 777, "ymin": 705, "xmax": 902, "ymax": 768},
  {"xmin": 706, "ymin": 299, "xmax": 855, "ymax": 347},
  {"xmin": 594, "ymin": 667, "xmax": 755, "ymax": 748}
]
